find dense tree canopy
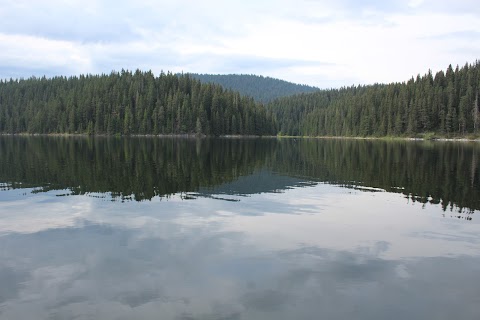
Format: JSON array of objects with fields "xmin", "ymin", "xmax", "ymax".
[
  {"xmin": 269, "ymin": 61, "xmax": 480, "ymax": 137},
  {"xmin": 0, "ymin": 70, "xmax": 276, "ymax": 136},
  {"xmin": 189, "ymin": 73, "xmax": 319, "ymax": 104},
  {"xmin": 1, "ymin": 62, "xmax": 480, "ymax": 138}
]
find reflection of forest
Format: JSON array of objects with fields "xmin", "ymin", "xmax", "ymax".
[
  {"xmin": 272, "ymin": 139, "xmax": 479, "ymax": 216},
  {"xmin": 0, "ymin": 137, "xmax": 479, "ymax": 214},
  {"xmin": 0, "ymin": 136, "xmax": 274, "ymax": 201}
]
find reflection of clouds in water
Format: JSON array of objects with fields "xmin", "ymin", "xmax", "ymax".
[
  {"xmin": 395, "ymin": 264, "xmax": 410, "ymax": 279},
  {"xmin": 0, "ymin": 189, "xmax": 92, "ymax": 234},
  {"xmin": 268, "ymin": 247, "xmax": 480, "ymax": 320},
  {"xmin": 0, "ymin": 222, "xmax": 250, "ymax": 319},
  {"xmin": 410, "ymin": 230, "xmax": 480, "ymax": 244},
  {"xmin": 241, "ymin": 289, "xmax": 289, "ymax": 311},
  {"xmin": 0, "ymin": 266, "xmax": 28, "ymax": 304},
  {"xmin": 0, "ymin": 220, "xmax": 479, "ymax": 320},
  {"xmin": 1, "ymin": 182, "xmax": 480, "ymax": 319}
]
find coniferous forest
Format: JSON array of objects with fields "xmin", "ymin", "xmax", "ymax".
[
  {"xmin": 270, "ymin": 62, "xmax": 480, "ymax": 137},
  {"xmin": 190, "ymin": 73, "xmax": 319, "ymax": 103},
  {"xmin": 0, "ymin": 70, "xmax": 276, "ymax": 136},
  {"xmin": 0, "ymin": 61, "xmax": 480, "ymax": 137}
]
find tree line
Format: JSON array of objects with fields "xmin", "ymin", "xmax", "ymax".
[
  {"xmin": 270, "ymin": 61, "xmax": 480, "ymax": 137},
  {"xmin": 1, "ymin": 61, "xmax": 480, "ymax": 138},
  {"xmin": 0, "ymin": 70, "xmax": 277, "ymax": 136}
]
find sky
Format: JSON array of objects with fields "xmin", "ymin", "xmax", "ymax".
[{"xmin": 0, "ymin": 0, "xmax": 479, "ymax": 88}]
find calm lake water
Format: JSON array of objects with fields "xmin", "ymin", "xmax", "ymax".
[{"xmin": 0, "ymin": 136, "xmax": 479, "ymax": 320}]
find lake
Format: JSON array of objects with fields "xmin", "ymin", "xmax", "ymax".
[{"xmin": 0, "ymin": 136, "xmax": 479, "ymax": 320}]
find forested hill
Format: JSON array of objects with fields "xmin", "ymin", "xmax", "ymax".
[
  {"xmin": 270, "ymin": 62, "xmax": 480, "ymax": 137},
  {"xmin": 189, "ymin": 74, "xmax": 319, "ymax": 103},
  {"xmin": 0, "ymin": 70, "xmax": 276, "ymax": 135},
  {"xmin": 2, "ymin": 62, "xmax": 479, "ymax": 138}
]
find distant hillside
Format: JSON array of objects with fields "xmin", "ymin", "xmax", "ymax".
[{"xmin": 189, "ymin": 74, "xmax": 319, "ymax": 103}]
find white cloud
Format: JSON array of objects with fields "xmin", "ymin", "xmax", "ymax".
[
  {"xmin": 0, "ymin": 33, "xmax": 92, "ymax": 77},
  {"xmin": 408, "ymin": 0, "xmax": 424, "ymax": 8},
  {"xmin": 0, "ymin": 0, "xmax": 478, "ymax": 87}
]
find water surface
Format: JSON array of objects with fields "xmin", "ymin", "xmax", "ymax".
[{"xmin": 0, "ymin": 137, "xmax": 479, "ymax": 319}]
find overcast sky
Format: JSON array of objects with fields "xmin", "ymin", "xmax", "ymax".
[{"xmin": 0, "ymin": 0, "xmax": 479, "ymax": 87}]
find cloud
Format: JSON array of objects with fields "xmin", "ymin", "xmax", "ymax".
[
  {"xmin": 0, "ymin": 0, "xmax": 479, "ymax": 87},
  {"xmin": 182, "ymin": 54, "xmax": 335, "ymax": 77},
  {"xmin": 0, "ymin": 1, "xmax": 159, "ymax": 43},
  {"xmin": 0, "ymin": 32, "xmax": 92, "ymax": 78},
  {"xmin": 413, "ymin": 0, "xmax": 480, "ymax": 14},
  {"xmin": 421, "ymin": 30, "xmax": 480, "ymax": 40}
]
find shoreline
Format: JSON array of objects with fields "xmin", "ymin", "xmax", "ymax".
[
  {"xmin": 276, "ymin": 135, "xmax": 480, "ymax": 142},
  {"xmin": 0, "ymin": 133, "xmax": 277, "ymax": 139},
  {"xmin": 1, "ymin": 132, "xmax": 479, "ymax": 142}
]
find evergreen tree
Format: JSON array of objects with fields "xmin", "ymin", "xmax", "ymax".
[
  {"xmin": 269, "ymin": 61, "xmax": 480, "ymax": 137},
  {"xmin": 0, "ymin": 71, "xmax": 276, "ymax": 136}
]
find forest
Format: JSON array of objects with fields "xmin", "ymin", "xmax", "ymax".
[
  {"xmin": 189, "ymin": 73, "xmax": 319, "ymax": 103},
  {"xmin": 0, "ymin": 70, "xmax": 277, "ymax": 136},
  {"xmin": 0, "ymin": 137, "xmax": 274, "ymax": 201},
  {"xmin": 0, "ymin": 61, "xmax": 479, "ymax": 138},
  {"xmin": 270, "ymin": 61, "xmax": 480, "ymax": 137}
]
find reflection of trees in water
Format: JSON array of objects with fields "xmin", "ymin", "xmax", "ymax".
[
  {"xmin": 0, "ymin": 136, "xmax": 479, "ymax": 214},
  {"xmin": 0, "ymin": 136, "xmax": 273, "ymax": 201},
  {"xmin": 272, "ymin": 139, "xmax": 480, "ymax": 214}
]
